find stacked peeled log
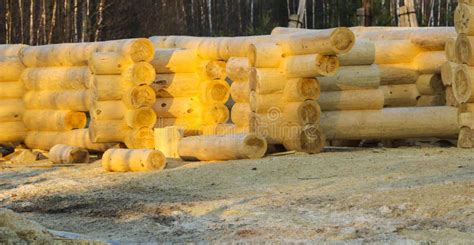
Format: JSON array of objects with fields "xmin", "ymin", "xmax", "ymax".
[
  {"xmin": 150, "ymin": 48, "xmax": 230, "ymax": 136},
  {"xmin": 88, "ymin": 39, "xmax": 157, "ymax": 149},
  {"xmin": 453, "ymin": 2, "xmax": 474, "ymax": 148},
  {"xmin": 0, "ymin": 45, "xmax": 27, "ymax": 144},
  {"xmin": 248, "ymin": 28, "xmax": 355, "ymax": 153},
  {"xmin": 227, "ymin": 57, "xmax": 252, "ymax": 133}
]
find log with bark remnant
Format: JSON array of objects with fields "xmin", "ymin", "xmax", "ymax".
[
  {"xmin": 49, "ymin": 144, "xmax": 90, "ymax": 164},
  {"xmin": 102, "ymin": 149, "xmax": 166, "ymax": 172}
]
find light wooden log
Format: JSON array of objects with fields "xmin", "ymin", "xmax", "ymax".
[
  {"xmin": 459, "ymin": 103, "xmax": 474, "ymax": 113},
  {"xmin": 226, "ymin": 57, "xmax": 250, "ymax": 82},
  {"xmin": 0, "ymin": 44, "xmax": 26, "ymax": 56},
  {"xmin": 374, "ymin": 40, "xmax": 422, "ymax": 64},
  {"xmin": 413, "ymin": 51, "xmax": 446, "ymax": 74},
  {"xmin": 102, "ymin": 149, "xmax": 166, "ymax": 172},
  {"xmin": 89, "ymin": 52, "xmax": 134, "ymax": 75},
  {"xmin": 457, "ymin": 127, "xmax": 473, "ymax": 149},
  {"xmin": 320, "ymin": 107, "xmax": 459, "ymax": 140},
  {"xmin": 202, "ymin": 124, "xmax": 249, "ymax": 136},
  {"xmin": 416, "ymin": 94, "xmax": 446, "ymax": 107},
  {"xmin": 445, "ymin": 38, "xmax": 457, "ymax": 62},
  {"xmin": 455, "ymin": 34, "xmax": 474, "ymax": 65},
  {"xmin": 282, "ymin": 124, "xmax": 325, "ymax": 154},
  {"xmin": 230, "ymin": 81, "xmax": 250, "ymax": 103},
  {"xmin": 319, "ymin": 89, "xmax": 384, "ymax": 111},
  {"xmin": 153, "ymin": 97, "xmax": 203, "ymax": 118},
  {"xmin": 89, "ymin": 120, "xmax": 130, "ymax": 143},
  {"xmin": 22, "ymin": 67, "xmax": 90, "ymax": 90},
  {"xmin": 250, "ymin": 68, "xmax": 287, "ymax": 94},
  {"xmin": 319, "ymin": 65, "xmax": 380, "ymax": 91},
  {"xmin": 96, "ymin": 38, "xmax": 155, "ymax": 63},
  {"xmin": 441, "ymin": 62, "xmax": 458, "ymax": 86},
  {"xmin": 49, "ymin": 144, "xmax": 90, "ymax": 164},
  {"xmin": 90, "ymin": 101, "xmax": 126, "ymax": 120},
  {"xmin": 454, "ymin": 4, "xmax": 474, "ymax": 35},
  {"xmin": 19, "ymin": 43, "xmax": 95, "ymax": 67},
  {"xmin": 281, "ymin": 54, "xmax": 340, "ymax": 78},
  {"xmin": 459, "ymin": 112, "xmax": 473, "ymax": 128},
  {"xmin": 0, "ymin": 57, "xmax": 25, "ymax": 82},
  {"xmin": 0, "ymin": 122, "xmax": 26, "ymax": 143},
  {"xmin": 178, "ymin": 133, "xmax": 267, "ymax": 161},
  {"xmin": 196, "ymin": 60, "xmax": 227, "ymax": 80},
  {"xmin": 199, "ymin": 80, "xmax": 230, "ymax": 104},
  {"xmin": 122, "ymin": 85, "xmax": 156, "ymax": 109},
  {"xmin": 382, "ymin": 84, "xmax": 420, "ymax": 107},
  {"xmin": 251, "ymin": 100, "xmax": 321, "ymax": 126},
  {"xmin": 124, "ymin": 127, "xmax": 155, "ymax": 149},
  {"xmin": 0, "ymin": 100, "xmax": 24, "ymax": 122},
  {"xmin": 338, "ymin": 40, "xmax": 375, "ymax": 66},
  {"xmin": 197, "ymin": 37, "xmax": 224, "ymax": 60},
  {"xmin": 151, "ymin": 48, "xmax": 199, "ymax": 73},
  {"xmin": 155, "ymin": 117, "xmax": 203, "ymax": 136},
  {"xmin": 90, "ymin": 75, "xmax": 131, "ymax": 101},
  {"xmin": 416, "ymin": 74, "xmax": 444, "ymax": 95},
  {"xmin": 125, "ymin": 107, "xmax": 157, "ymax": 128},
  {"xmin": 0, "ymin": 82, "xmax": 25, "ymax": 99},
  {"xmin": 151, "ymin": 73, "xmax": 201, "ymax": 97},
  {"xmin": 278, "ymin": 27, "xmax": 355, "ymax": 55},
  {"xmin": 201, "ymin": 103, "xmax": 230, "ymax": 125},
  {"xmin": 453, "ymin": 64, "xmax": 474, "ymax": 103},
  {"xmin": 248, "ymin": 42, "xmax": 283, "ymax": 68},
  {"xmin": 445, "ymin": 86, "xmax": 459, "ymax": 107},
  {"xmin": 23, "ymin": 90, "xmax": 91, "ymax": 111},
  {"xmin": 23, "ymin": 110, "xmax": 87, "ymax": 131},
  {"xmin": 154, "ymin": 126, "xmax": 184, "ymax": 158},
  {"xmin": 283, "ymin": 78, "xmax": 320, "ymax": 101},
  {"xmin": 379, "ymin": 64, "xmax": 419, "ymax": 85},
  {"xmin": 25, "ymin": 129, "xmax": 115, "ymax": 151},
  {"xmin": 231, "ymin": 103, "xmax": 252, "ymax": 127},
  {"xmin": 353, "ymin": 27, "xmax": 456, "ymax": 51}
]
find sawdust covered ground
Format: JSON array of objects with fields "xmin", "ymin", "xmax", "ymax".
[{"xmin": 0, "ymin": 147, "xmax": 473, "ymax": 243}]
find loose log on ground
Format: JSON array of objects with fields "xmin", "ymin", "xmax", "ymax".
[
  {"xmin": 22, "ymin": 67, "xmax": 90, "ymax": 90},
  {"xmin": 321, "ymin": 107, "xmax": 459, "ymax": 140},
  {"xmin": 382, "ymin": 84, "xmax": 420, "ymax": 107},
  {"xmin": 338, "ymin": 40, "xmax": 375, "ymax": 66},
  {"xmin": 23, "ymin": 90, "xmax": 91, "ymax": 111},
  {"xmin": 49, "ymin": 144, "xmax": 90, "ymax": 164},
  {"xmin": 416, "ymin": 74, "xmax": 444, "ymax": 95},
  {"xmin": 0, "ymin": 122, "xmax": 26, "ymax": 143},
  {"xmin": 0, "ymin": 100, "xmax": 24, "ymax": 122},
  {"xmin": 25, "ymin": 129, "xmax": 115, "ymax": 151},
  {"xmin": 0, "ymin": 57, "xmax": 25, "ymax": 82},
  {"xmin": 281, "ymin": 54, "xmax": 340, "ymax": 78},
  {"xmin": 23, "ymin": 110, "xmax": 87, "ymax": 131},
  {"xmin": 319, "ymin": 65, "xmax": 380, "ymax": 91},
  {"xmin": 319, "ymin": 89, "xmax": 384, "ymax": 111},
  {"xmin": 178, "ymin": 133, "xmax": 267, "ymax": 161},
  {"xmin": 453, "ymin": 64, "xmax": 474, "ymax": 103},
  {"xmin": 379, "ymin": 64, "xmax": 419, "ymax": 85},
  {"xmin": 102, "ymin": 149, "xmax": 166, "ymax": 172}
]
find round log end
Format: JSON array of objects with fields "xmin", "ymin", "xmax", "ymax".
[
  {"xmin": 129, "ymin": 62, "xmax": 156, "ymax": 85},
  {"xmin": 330, "ymin": 27, "xmax": 356, "ymax": 54},
  {"xmin": 283, "ymin": 124, "xmax": 326, "ymax": 154},
  {"xmin": 298, "ymin": 100, "xmax": 322, "ymax": 125},
  {"xmin": 202, "ymin": 80, "xmax": 230, "ymax": 104},
  {"xmin": 242, "ymin": 134, "xmax": 267, "ymax": 159},
  {"xmin": 203, "ymin": 103, "xmax": 230, "ymax": 125},
  {"xmin": 50, "ymin": 144, "xmax": 90, "ymax": 164},
  {"xmin": 124, "ymin": 127, "xmax": 155, "ymax": 149},
  {"xmin": 203, "ymin": 60, "xmax": 227, "ymax": 80},
  {"xmin": 126, "ymin": 107, "xmax": 157, "ymax": 128},
  {"xmin": 66, "ymin": 111, "xmax": 88, "ymax": 129},
  {"xmin": 145, "ymin": 150, "xmax": 167, "ymax": 170},
  {"xmin": 455, "ymin": 34, "xmax": 472, "ymax": 64},
  {"xmin": 123, "ymin": 85, "xmax": 156, "ymax": 109},
  {"xmin": 453, "ymin": 65, "xmax": 472, "ymax": 103},
  {"xmin": 454, "ymin": 4, "xmax": 471, "ymax": 35},
  {"xmin": 300, "ymin": 78, "xmax": 321, "ymax": 100},
  {"xmin": 316, "ymin": 55, "xmax": 340, "ymax": 77},
  {"xmin": 129, "ymin": 38, "xmax": 155, "ymax": 62}
]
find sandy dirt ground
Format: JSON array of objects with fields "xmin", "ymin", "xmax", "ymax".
[{"xmin": 0, "ymin": 146, "xmax": 473, "ymax": 243}]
